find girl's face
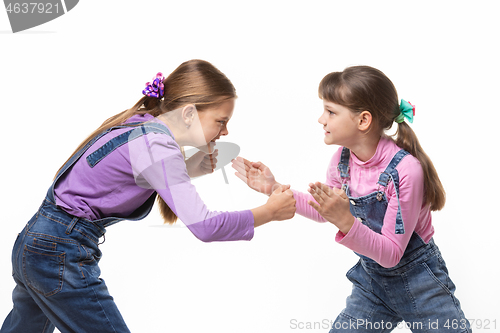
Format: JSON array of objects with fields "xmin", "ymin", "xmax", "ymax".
[
  {"xmin": 318, "ymin": 100, "xmax": 359, "ymax": 147},
  {"xmin": 195, "ymin": 99, "xmax": 234, "ymax": 150}
]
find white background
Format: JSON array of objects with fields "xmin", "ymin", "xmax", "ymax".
[{"xmin": 1, "ymin": 1, "xmax": 499, "ymax": 332}]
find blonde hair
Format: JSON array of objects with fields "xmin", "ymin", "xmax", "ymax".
[
  {"xmin": 319, "ymin": 65, "xmax": 445, "ymax": 211},
  {"xmin": 55, "ymin": 59, "xmax": 237, "ymax": 223}
]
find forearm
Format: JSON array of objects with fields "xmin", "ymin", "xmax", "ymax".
[
  {"xmin": 185, "ymin": 211, "xmax": 255, "ymax": 242},
  {"xmin": 251, "ymin": 205, "xmax": 273, "ymax": 228},
  {"xmin": 291, "ymin": 190, "xmax": 327, "ymax": 222},
  {"xmin": 336, "ymin": 219, "xmax": 405, "ymax": 268},
  {"xmin": 332, "ymin": 216, "xmax": 355, "ymax": 235}
]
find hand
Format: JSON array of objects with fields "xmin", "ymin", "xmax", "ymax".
[
  {"xmin": 231, "ymin": 156, "xmax": 279, "ymax": 195},
  {"xmin": 307, "ymin": 182, "xmax": 354, "ymax": 234},
  {"xmin": 185, "ymin": 149, "xmax": 218, "ymax": 178},
  {"xmin": 265, "ymin": 184, "xmax": 296, "ymax": 221}
]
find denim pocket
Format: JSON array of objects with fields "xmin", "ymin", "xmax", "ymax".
[
  {"xmin": 345, "ymin": 261, "xmax": 373, "ymax": 292},
  {"xmin": 345, "ymin": 261, "xmax": 362, "ymax": 280},
  {"xmin": 336, "ymin": 261, "xmax": 380, "ymax": 328},
  {"xmin": 80, "ymin": 244, "xmax": 102, "ymax": 264},
  {"xmin": 22, "ymin": 242, "xmax": 65, "ymax": 297},
  {"xmin": 421, "ymin": 253, "xmax": 456, "ymax": 296},
  {"xmin": 11, "ymin": 233, "xmax": 21, "ymax": 276}
]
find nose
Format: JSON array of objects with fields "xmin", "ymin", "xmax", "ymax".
[
  {"xmin": 318, "ymin": 114, "xmax": 326, "ymax": 125},
  {"xmin": 221, "ymin": 126, "xmax": 229, "ymax": 136}
]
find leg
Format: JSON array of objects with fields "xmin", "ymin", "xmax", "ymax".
[
  {"xmin": 1, "ymin": 275, "xmax": 55, "ymax": 333},
  {"xmin": 20, "ymin": 240, "xmax": 131, "ymax": 333},
  {"xmin": 6, "ymin": 226, "xmax": 131, "ymax": 333},
  {"xmin": 329, "ymin": 262, "xmax": 401, "ymax": 333},
  {"xmin": 396, "ymin": 252, "xmax": 471, "ymax": 332}
]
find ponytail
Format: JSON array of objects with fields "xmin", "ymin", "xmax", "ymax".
[{"xmin": 392, "ymin": 122, "xmax": 446, "ymax": 211}]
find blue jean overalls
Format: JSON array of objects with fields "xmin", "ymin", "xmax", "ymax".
[
  {"xmin": 1, "ymin": 121, "xmax": 172, "ymax": 333},
  {"xmin": 329, "ymin": 148, "xmax": 471, "ymax": 333}
]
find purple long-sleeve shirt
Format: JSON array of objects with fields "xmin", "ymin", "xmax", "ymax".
[{"xmin": 54, "ymin": 113, "xmax": 254, "ymax": 242}]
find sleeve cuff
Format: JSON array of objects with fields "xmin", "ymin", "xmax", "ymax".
[
  {"xmin": 244, "ymin": 209, "xmax": 255, "ymax": 240},
  {"xmin": 335, "ymin": 216, "xmax": 360, "ymax": 243}
]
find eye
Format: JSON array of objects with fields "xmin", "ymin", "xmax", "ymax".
[
  {"xmin": 219, "ymin": 120, "xmax": 227, "ymax": 126},
  {"xmin": 327, "ymin": 110, "xmax": 334, "ymax": 115}
]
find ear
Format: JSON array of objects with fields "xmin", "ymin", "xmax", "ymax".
[
  {"xmin": 182, "ymin": 104, "xmax": 197, "ymax": 126},
  {"xmin": 357, "ymin": 111, "xmax": 373, "ymax": 132}
]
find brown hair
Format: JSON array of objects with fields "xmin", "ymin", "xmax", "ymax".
[
  {"xmin": 318, "ymin": 65, "xmax": 445, "ymax": 211},
  {"xmin": 55, "ymin": 59, "xmax": 237, "ymax": 223}
]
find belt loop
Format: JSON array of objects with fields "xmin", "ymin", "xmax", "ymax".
[
  {"xmin": 66, "ymin": 217, "xmax": 79, "ymax": 235},
  {"xmin": 99, "ymin": 233, "xmax": 106, "ymax": 245}
]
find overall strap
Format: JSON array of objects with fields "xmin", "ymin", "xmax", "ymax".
[
  {"xmin": 46, "ymin": 121, "xmax": 172, "ymax": 204},
  {"xmin": 86, "ymin": 122, "xmax": 172, "ymax": 168},
  {"xmin": 337, "ymin": 147, "xmax": 351, "ymax": 191},
  {"xmin": 377, "ymin": 149, "xmax": 410, "ymax": 234}
]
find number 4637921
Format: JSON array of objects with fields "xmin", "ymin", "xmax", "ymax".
[
  {"xmin": 6, "ymin": 3, "xmax": 60, "ymax": 14},
  {"xmin": 445, "ymin": 319, "xmax": 497, "ymax": 330}
]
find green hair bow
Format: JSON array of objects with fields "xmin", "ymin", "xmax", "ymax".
[{"xmin": 395, "ymin": 99, "xmax": 415, "ymax": 124}]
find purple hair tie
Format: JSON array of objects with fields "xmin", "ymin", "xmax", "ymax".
[{"xmin": 142, "ymin": 72, "xmax": 165, "ymax": 98}]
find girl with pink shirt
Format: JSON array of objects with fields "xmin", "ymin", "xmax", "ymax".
[{"xmin": 233, "ymin": 65, "xmax": 471, "ymax": 332}]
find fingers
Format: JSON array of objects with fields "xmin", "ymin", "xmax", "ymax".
[
  {"xmin": 307, "ymin": 182, "xmax": 347, "ymax": 207},
  {"xmin": 307, "ymin": 182, "xmax": 349, "ymax": 215},
  {"xmin": 207, "ymin": 142, "xmax": 215, "ymax": 153},
  {"xmin": 231, "ymin": 159, "xmax": 247, "ymax": 176},
  {"xmin": 201, "ymin": 153, "xmax": 217, "ymax": 171},
  {"xmin": 199, "ymin": 164, "xmax": 214, "ymax": 173},
  {"xmin": 234, "ymin": 156, "xmax": 253, "ymax": 169},
  {"xmin": 231, "ymin": 157, "xmax": 270, "ymax": 175},
  {"xmin": 252, "ymin": 161, "xmax": 267, "ymax": 171},
  {"xmin": 231, "ymin": 157, "xmax": 270, "ymax": 178},
  {"xmin": 206, "ymin": 155, "xmax": 217, "ymax": 166},
  {"xmin": 307, "ymin": 183, "xmax": 325, "ymax": 213},
  {"xmin": 307, "ymin": 200, "xmax": 320, "ymax": 212},
  {"xmin": 188, "ymin": 150, "xmax": 208, "ymax": 165},
  {"xmin": 209, "ymin": 153, "xmax": 214, "ymax": 169},
  {"xmin": 273, "ymin": 184, "xmax": 291, "ymax": 194},
  {"xmin": 273, "ymin": 184, "xmax": 282, "ymax": 194},
  {"xmin": 332, "ymin": 186, "xmax": 348, "ymax": 200},
  {"xmin": 309, "ymin": 182, "xmax": 342, "ymax": 196},
  {"xmin": 310, "ymin": 182, "xmax": 333, "ymax": 194},
  {"xmin": 232, "ymin": 157, "xmax": 270, "ymax": 192},
  {"xmin": 234, "ymin": 171, "xmax": 248, "ymax": 184},
  {"xmin": 209, "ymin": 149, "xmax": 218, "ymax": 158},
  {"xmin": 231, "ymin": 156, "xmax": 253, "ymax": 175},
  {"xmin": 308, "ymin": 190, "xmax": 323, "ymax": 205},
  {"xmin": 232, "ymin": 156, "xmax": 267, "ymax": 171},
  {"xmin": 308, "ymin": 182, "xmax": 326, "ymax": 204}
]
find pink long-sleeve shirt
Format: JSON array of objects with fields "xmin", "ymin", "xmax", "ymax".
[
  {"xmin": 293, "ymin": 136, "xmax": 434, "ymax": 268},
  {"xmin": 54, "ymin": 113, "xmax": 254, "ymax": 243}
]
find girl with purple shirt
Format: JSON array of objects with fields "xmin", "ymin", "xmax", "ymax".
[
  {"xmin": 233, "ymin": 66, "xmax": 471, "ymax": 332},
  {"xmin": 1, "ymin": 59, "xmax": 296, "ymax": 333}
]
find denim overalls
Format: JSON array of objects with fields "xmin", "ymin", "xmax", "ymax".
[
  {"xmin": 329, "ymin": 148, "xmax": 471, "ymax": 333},
  {"xmin": 1, "ymin": 121, "xmax": 172, "ymax": 333}
]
